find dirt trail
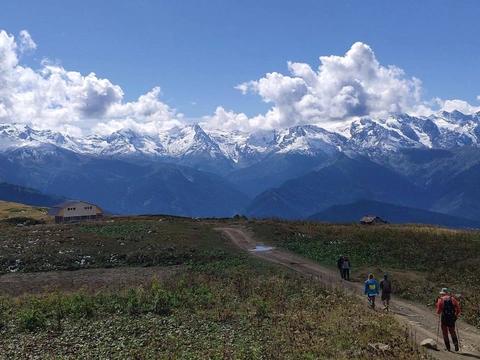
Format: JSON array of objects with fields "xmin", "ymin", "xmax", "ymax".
[
  {"xmin": 218, "ymin": 227, "xmax": 480, "ymax": 360},
  {"xmin": 0, "ymin": 266, "xmax": 179, "ymax": 297}
]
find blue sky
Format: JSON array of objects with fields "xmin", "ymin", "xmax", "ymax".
[{"xmin": 0, "ymin": 0, "xmax": 479, "ymax": 134}]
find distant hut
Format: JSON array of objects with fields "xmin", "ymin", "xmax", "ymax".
[
  {"xmin": 48, "ymin": 201, "xmax": 103, "ymax": 224},
  {"xmin": 360, "ymin": 215, "xmax": 388, "ymax": 225}
]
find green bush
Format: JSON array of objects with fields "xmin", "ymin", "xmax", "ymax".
[
  {"xmin": 125, "ymin": 289, "xmax": 141, "ymax": 315},
  {"xmin": 2, "ymin": 217, "xmax": 45, "ymax": 226},
  {"xmin": 63, "ymin": 293, "xmax": 96, "ymax": 319},
  {"xmin": 151, "ymin": 288, "xmax": 175, "ymax": 316},
  {"xmin": 253, "ymin": 298, "xmax": 270, "ymax": 319},
  {"xmin": 18, "ymin": 308, "xmax": 47, "ymax": 331}
]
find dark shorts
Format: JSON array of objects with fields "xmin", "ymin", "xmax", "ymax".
[{"xmin": 381, "ymin": 292, "xmax": 391, "ymax": 301}]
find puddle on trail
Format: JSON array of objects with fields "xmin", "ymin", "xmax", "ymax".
[{"xmin": 250, "ymin": 244, "xmax": 274, "ymax": 252}]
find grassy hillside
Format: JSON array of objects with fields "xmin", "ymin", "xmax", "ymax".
[
  {"xmin": 0, "ymin": 217, "xmax": 424, "ymax": 359},
  {"xmin": 250, "ymin": 220, "xmax": 480, "ymax": 328},
  {"xmin": 0, "ymin": 200, "xmax": 49, "ymax": 221},
  {"xmin": 309, "ymin": 199, "xmax": 480, "ymax": 229},
  {"xmin": 0, "ymin": 217, "xmax": 236, "ymax": 273}
]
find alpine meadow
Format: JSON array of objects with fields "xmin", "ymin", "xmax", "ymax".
[{"xmin": 1, "ymin": 1, "xmax": 480, "ymax": 359}]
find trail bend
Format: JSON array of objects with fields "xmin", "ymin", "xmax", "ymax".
[{"xmin": 218, "ymin": 226, "xmax": 480, "ymax": 360}]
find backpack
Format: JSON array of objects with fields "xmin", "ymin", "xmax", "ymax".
[{"xmin": 442, "ymin": 297, "xmax": 456, "ymax": 324}]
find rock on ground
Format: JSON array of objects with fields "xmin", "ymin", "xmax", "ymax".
[
  {"xmin": 368, "ymin": 342, "xmax": 391, "ymax": 352},
  {"xmin": 420, "ymin": 338, "xmax": 438, "ymax": 350}
]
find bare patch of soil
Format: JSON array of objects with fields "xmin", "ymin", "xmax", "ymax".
[{"xmin": 0, "ymin": 266, "xmax": 180, "ymax": 297}]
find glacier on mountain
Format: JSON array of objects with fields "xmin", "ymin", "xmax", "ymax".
[{"xmin": 1, "ymin": 110, "xmax": 479, "ymax": 167}]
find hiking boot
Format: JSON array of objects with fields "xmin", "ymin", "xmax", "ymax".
[{"xmin": 454, "ymin": 344, "xmax": 459, "ymax": 352}]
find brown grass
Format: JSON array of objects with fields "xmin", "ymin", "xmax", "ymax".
[{"xmin": 0, "ymin": 200, "xmax": 49, "ymax": 221}]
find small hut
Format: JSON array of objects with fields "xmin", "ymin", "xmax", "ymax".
[
  {"xmin": 48, "ymin": 201, "xmax": 103, "ymax": 223},
  {"xmin": 360, "ymin": 215, "xmax": 388, "ymax": 225}
]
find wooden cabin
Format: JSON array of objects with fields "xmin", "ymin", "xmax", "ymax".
[
  {"xmin": 48, "ymin": 201, "xmax": 103, "ymax": 223},
  {"xmin": 360, "ymin": 215, "xmax": 388, "ymax": 225}
]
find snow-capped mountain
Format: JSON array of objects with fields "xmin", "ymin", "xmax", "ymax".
[
  {"xmin": 0, "ymin": 124, "xmax": 81, "ymax": 152},
  {"xmin": 2, "ymin": 110, "xmax": 480, "ymax": 223},
  {"xmin": 1, "ymin": 110, "xmax": 479, "ymax": 165},
  {"xmin": 344, "ymin": 111, "xmax": 480, "ymax": 153}
]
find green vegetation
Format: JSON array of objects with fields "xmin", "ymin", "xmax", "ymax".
[
  {"xmin": 0, "ymin": 257, "xmax": 423, "ymax": 359},
  {"xmin": 250, "ymin": 221, "xmax": 480, "ymax": 328},
  {"xmin": 0, "ymin": 217, "xmax": 426, "ymax": 358},
  {"xmin": 0, "ymin": 217, "xmax": 235, "ymax": 273},
  {"xmin": 2, "ymin": 217, "xmax": 46, "ymax": 226}
]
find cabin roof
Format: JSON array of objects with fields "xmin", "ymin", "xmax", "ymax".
[
  {"xmin": 47, "ymin": 201, "xmax": 101, "ymax": 216},
  {"xmin": 360, "ymin": 215, "xmax": 386, "ymax": 223}
]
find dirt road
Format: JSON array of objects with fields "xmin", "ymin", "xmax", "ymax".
[{"xmin": 218, "ymin": 226, "xmax": 480, "ymax": 360}]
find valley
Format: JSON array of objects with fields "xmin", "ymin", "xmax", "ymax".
[
  {"xmin": 2, "ymin": 3, "xmax": 480, "ymax": 359},
  {"xmin": 1, "ymin": 110, "xmax": 480, "ymax": 226}
]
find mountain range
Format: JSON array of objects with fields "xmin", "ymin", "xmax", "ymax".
[{"xmin": 1, "ymin": 109, "xmax": 480, "ymax": 226}]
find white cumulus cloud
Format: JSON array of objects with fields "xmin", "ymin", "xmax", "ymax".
[
  {"xmin": 200, "ymin": 106, "xmax": 250, "ymax": 132},
  {"xmin": 95, "ymin": 87, "xmax": 184, "ymax": 135},
  {"xmin": 0, "ymin": 29, "xmax": 479, "ymax": 136},
  {"xmin": 0, "ymin": 29, "xmax": 182, "ymax": 135},
  {"xmin": 229, "ymin": 42, "xmax": 426, "ymax": 130},
  {"xmin": 18, "ymin": 30, "xmax": 37, "ymax": 52},
  {"xmin": 204, "ymin": 42, "xmax": 480, "ymax": 131},
  {"xmin": 439, "ymin": 99, "xmax": 480, "ymax": 114}
]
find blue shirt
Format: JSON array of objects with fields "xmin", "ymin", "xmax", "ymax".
[{"xmin": 364, "ymin": 278, "xmax": 379, "ymax": 296}]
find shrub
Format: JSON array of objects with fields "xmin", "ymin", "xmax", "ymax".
[
  {"xmin": 253, "ymin": 298, "xmax": 270, "ymax": 319},
  {"xmin": 2, "ymin": 217, "xmax": 45, "ymax": 226},
  {"xmin": 151, "ymin": 289, "xmax": 175, "ymax": 316},
  {"xmin": 0, "ymin": 300, "xmax": 6, "ymax": 330},
  {"xmin": 18, "ymin": 308, "xmax": 47, "ymax": 331},
  {"xmin": 64, "ymin": 293, "xmax": 95, "ymax": 319},
  {"xmin": 125, "ymin": 288, "xmax": 143, "ymax": 316}
]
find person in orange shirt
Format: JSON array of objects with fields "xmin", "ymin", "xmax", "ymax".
[{"xmin": 436, "ymin": 288, "xmax": 461, "ymax": 352}]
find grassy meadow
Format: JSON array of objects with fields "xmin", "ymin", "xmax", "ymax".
[
  {"xmin": 0, "ymin": 200, "xmax": 49, "ymax": 222},
  {"xmin": 250, "ymin": 220, "xmax": 480, "ymax": 328},
  {"xmin": 0, "ymin": 216, "xmax": 426, "ymax": 359},
  {"xmin": 0, "ymin": 217, "xmax": 236, "ymax": 273}
]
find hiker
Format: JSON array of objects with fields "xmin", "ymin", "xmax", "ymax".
[
  {"xmin": 379, "ymin": 273, "xmax": 392, "ymax": 311},
  {"xmin": 337, "ymin": 255, "xmax": 344, "ymax": 279},
  {"xmin": 364, "ymin": 273, "xmax": 379, "ymax": 309},
  {"xmin": 341, "ymin": 256, "xmax": 351, "ymax": 281},
  {"xmin": 436, "ymin": 288, "xmax": 461, "ymax": 352}
]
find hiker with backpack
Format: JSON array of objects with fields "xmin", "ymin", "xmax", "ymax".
[
  {"xmin": 364, "ymin": 273, "xmax": 380, "ymax": 309},
  {"xmin": 436, "ymin": 288, "xmax": 461, "ymax": 352},
  {"xmin": 379, "ymin": 273, "xmax": 392, "ymax": 311},
  {"xmin": 341, "ymin": 256, "xmax": 351, "ymax": 281},
  {"xmin": 337, "ymin": 255, "xmax": 344, "ymax": 279}
]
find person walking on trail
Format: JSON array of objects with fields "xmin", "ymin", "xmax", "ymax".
[
  {"xmin": 436, "ymin": 288, "xmax": 461, "ymax": 352},
  {"xmin": 341, "ymin": 256, "xmax": 351, "ymax": 281},
  {"xmin": 379, "ymin": 273, "xmax": 392, "ymax": 311},
  {"xmin": 364, "ymin": 273, "xmax": 380, "ymax": 309},
  {"xmin": 337, "ymin": 256, "xmax": 344, "ymax": 279}
]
